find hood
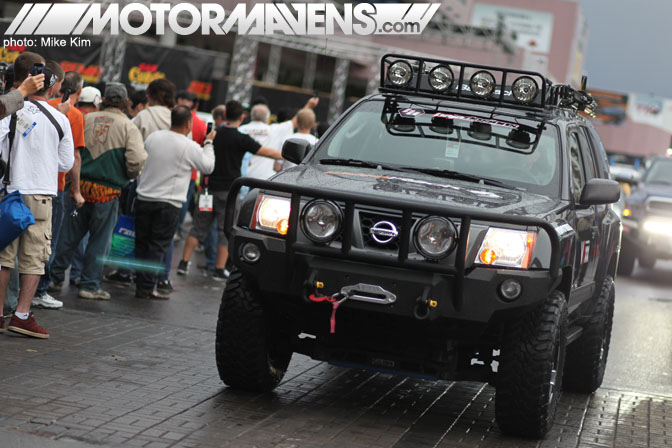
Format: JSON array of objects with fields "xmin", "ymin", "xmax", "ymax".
[
  {"xmin": 269, "ymin": 165, "xmax": 564, "ymax": 217},
  {"xmin": 639, "ymin": 182, "xmax": 672, "ymax": 198}
]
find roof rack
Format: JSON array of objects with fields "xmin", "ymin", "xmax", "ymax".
[
  {"xmin": 548, "ymin": 77, "xmax": 597, "ymax": 117},
  {"xmin": 378, "ymin": 54, "xmax": 553, "ymax": 112}
]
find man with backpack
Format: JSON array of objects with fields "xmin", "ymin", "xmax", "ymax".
[{"xmin": 0, "ymin": 52, "xmax": 74, "ymax": 338}]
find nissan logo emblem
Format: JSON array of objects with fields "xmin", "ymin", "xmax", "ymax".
[{"xmin": 370, "ymin": 221, "xmax": 399, "ymax": 244}]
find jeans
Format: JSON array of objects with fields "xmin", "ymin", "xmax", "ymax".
[
  {"xmin": 51, "ymin": 197, "xmax": 119, "ymax": 292},
  {"xmin": 159, "ymin": 240, "xmax": 174, "ymax": 282},
  {"xmin": 177, "ymin": 179, "xmax": 195, "ymax": 235},
  {"xmin": 134, "ymin": 200, "xmax": 180, "ymax": 291},
  {"xmin": 3, "ymin": 264, "xmax": 19, "ymax": 315},
  {"xmin": 204, "ymin": 220, "xmax": 217, "ymax": 270},
  {"xmin": 70, "ymin": 233, "xmax": 89, "ymax": 280},
  {"xmin": 35, "ymin": 190, "xmax": 65, "ymax": 296}
]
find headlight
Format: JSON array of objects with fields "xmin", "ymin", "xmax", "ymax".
[
  {"xmin": 301, "ymin": 200, "xmax": 342, "ymax": 243},
  {"xmin": 387, "ymin": 61, "xmax": 413, "ymax": 87},
  {"xmin": 642, "ymin": 218, "xmax": 672, "ymax": 235},
  {"xmin": 428, "ymin": 65, "xmax": 454, "ymax": 92},
  {"xmin": 414, "ymin": 216, "xmax": 458, "ymax": 260},
  {"xmin": 470, "ymin": 70, "xmax": 496, "ymax": 98},
  {"xmin": 512, "ymin": 76, "xmax": 538, "ymax": 103},
  {"xmin": 254, "ymin": 195, "xmax": 291, "ymax": 235},
  {"xmin": 476, "ymin": 228, "xmax": 537, "ymax": 269}
]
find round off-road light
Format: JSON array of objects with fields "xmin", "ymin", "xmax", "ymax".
[
  {"xmin": 428, "ymin": 65, "xmax": 454, "ymax": 92},
  {"xmin": 499, "ymin": 279, "xmax": 522, "ymax": 301},
  {"xmin": 241, "ymin": 242, "xmax": 261, "ymax": 263},
  {"xmin": 414, "ymin": 216, "xmax": 457, "ymax": 260},
  {"xmin": 470, "ymin": 71, "xmax": 496, "ymax": 98},
  {"xmin": 387, "ymin": 61, "xmax": 413, "ymax": 87},
  {"xmin": 512, "ymin": 76, "xmax": 539, "ymax": 103},
  {"xmin": 301, "ymin": 200, "xmax": 342, "ymax": 243}
]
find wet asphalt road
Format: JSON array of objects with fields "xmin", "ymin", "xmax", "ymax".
[
  {"xmin": 62, "ymin": 246, "xmax": 672, "ymax": 396},
  {"xmin": 603, "ymin": 259, "xmax": 672, "ymax": 395}
]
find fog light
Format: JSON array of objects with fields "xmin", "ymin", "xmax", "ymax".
[
  {"xmin": 241, "ymin": 242, "xmax": 261, "ymax": 263},
  {"xmin": 499, "ymin": 279, "xmax": 522, "ymax": 301}
]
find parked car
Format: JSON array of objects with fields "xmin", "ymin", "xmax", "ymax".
[{"xmin": 217, "ymin": 55, "xmax": 622, "ymax": 438}]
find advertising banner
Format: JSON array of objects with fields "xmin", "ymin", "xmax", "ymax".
[
  {"xmin": 628, "ymin": 95, "xmax": 664, "ymax": 127},
  {"xmin": 470, "ymin": 3, "xmax": 554, "ymax": 54},
  {"xmin": 587, "ymin": 89, "xmax": 628, "ymax": 126},
  {"xmin": 122, "ymin": 42, "xmax": 216, "ymax": 103}
]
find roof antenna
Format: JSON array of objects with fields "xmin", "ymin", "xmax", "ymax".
[{"xmin": 580, "ymin": 75, "xmax": 587, "ymax": 91}]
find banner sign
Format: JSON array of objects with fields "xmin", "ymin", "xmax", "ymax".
[
  {"xmin": 586, "ymin": 89, "xmax": 628, "ymax": 126},
  {"xmin": 122, "ymin": 42, "xmax": 215, "ymax": 96}
]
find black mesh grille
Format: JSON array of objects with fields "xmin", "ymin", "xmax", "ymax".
[{"xmin": 360, "ymin": 212, "xmax": 405, "ymax": 252}]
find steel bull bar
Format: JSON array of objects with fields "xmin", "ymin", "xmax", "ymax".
[{"xmin": 225, "ymin": 177, "xmax": 561, "ymax": 311}]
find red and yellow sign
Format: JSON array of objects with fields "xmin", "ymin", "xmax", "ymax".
[
  {"xmin": 128, "ymin": 62, "xmax": 166, "ymax": 86},
  {"xmin": 188, "ymin": 80, "xmax": 212, "ymax": 101},
  {"xmin": 61, "ymin": 60, "xmax": 102, "ymax": 84}
]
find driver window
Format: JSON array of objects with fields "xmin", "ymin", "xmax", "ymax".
[{"xmin": 568, "ymin": 132, "xmax": 586, "ymax": 203}]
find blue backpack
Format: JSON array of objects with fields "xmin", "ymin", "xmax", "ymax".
[{"xmin": 0, "ymin": 190, "xmax": 35, "ymax": 251}]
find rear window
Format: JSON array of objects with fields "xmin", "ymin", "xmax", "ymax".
[{"xmin": 315, "ymin": 99, "xmax": 561, "ymax": 197}]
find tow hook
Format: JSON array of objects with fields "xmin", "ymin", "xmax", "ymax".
[{"xmin": 414, "ymin": 286, "xmax": 438, "ymax": 320}]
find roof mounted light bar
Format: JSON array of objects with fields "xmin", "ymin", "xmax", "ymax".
[{"xmin": 379, "ymin": 54, "xmax": 553, "ymax": 111}]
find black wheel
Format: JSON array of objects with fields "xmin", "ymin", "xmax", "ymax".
[
  {"xmin": 215, "ymin": 269, "xmax": 292, "ymax": 392},
  {"xmin": 617, "ymin": 245, "xmax": 635, "ymax": 276},
  {"xmin": 638, "ymin": 254, "xmax": 656, "ymax": 269},
  {"xmin": 495, "ymin": 291, "xmax": 568, "ymax": 438},
  {"xmin": 563, "ymin": 276, "xmax": 615, "ymax": 393}
]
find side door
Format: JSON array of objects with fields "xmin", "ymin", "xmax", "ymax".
[{"xmin": 567, "ymin": 128, "xmax": 599, "ymax": 301}]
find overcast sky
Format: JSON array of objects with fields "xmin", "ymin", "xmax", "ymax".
[{"xmin": 578, "ymin": 0, "xmax": 672, "ymax": 97}]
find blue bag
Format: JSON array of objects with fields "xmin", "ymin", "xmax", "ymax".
[{"xmin": 0, "ymin": 190, "xmax": 35, "ymax": 252}]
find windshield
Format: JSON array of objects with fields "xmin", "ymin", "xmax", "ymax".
[
  {"xmin": 315, "ymin": 99, "xmax": 561, "ymax": 196},
  {"xmin": 645, "ymin": 160, "xmax": 672, "ymax": 184}
]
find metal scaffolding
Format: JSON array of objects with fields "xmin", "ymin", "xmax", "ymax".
[
  {"xmin": 263, "ymin": 45, "xmax": 283, "ymax": 85},
  {"xmin": 328, "ymin": 58, "xmax": 350, "ymax": 124},
  {"xmin": 100, "ymin": 34, "xmax": 127, "ymax": 83},
  {"xmin": 227, "ymin": 34, "xmax": 259, "ymax": 104}
]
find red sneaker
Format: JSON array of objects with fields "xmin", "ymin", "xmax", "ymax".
[{"xmin": 7, "ymin": 313, "xmax": 49, "ymax": 339}]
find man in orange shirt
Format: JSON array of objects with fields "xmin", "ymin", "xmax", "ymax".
[{"xmin": 32, "ymin": 71, "xmax": 86, "ymax": 309}]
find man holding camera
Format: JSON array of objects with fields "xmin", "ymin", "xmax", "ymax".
[
  {"xmin": 0, "ymin": 52, "xmax": 75, "ymax": 338},
  {"xmin": 0, "ymin": 62, "xmax": 44, "ymax": 120}
]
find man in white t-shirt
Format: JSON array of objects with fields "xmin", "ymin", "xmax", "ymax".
[
  {"xmin": 280, "ymin": 108, "xmax": 318, "ymax": 171},
  {"xmin": 239, "ymin": 97, "xmax": 319, "ymax": 179},
  {"xmin": 0, "ymin": 52, "xmax": 74, "ymax": 339},
  {"xmin": 134, "ymin": 106, "xmax": 215, "ymax": 299}
]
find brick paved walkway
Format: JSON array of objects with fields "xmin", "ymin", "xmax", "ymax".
[{"xmin": 0, "ymin": 308, "xmax": 669, "ymax": 448}]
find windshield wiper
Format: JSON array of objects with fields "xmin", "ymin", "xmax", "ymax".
[
  {"xmin": 319, "ymin": 158, "xmax": 401, "ymax": 171},
  {"xmin": 399, "ymin": 167, "xmax": 522, "ymax": 190}
]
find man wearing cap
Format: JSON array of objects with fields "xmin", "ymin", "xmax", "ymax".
[
  {"xmin": 76, "ymin": 86, "xmax": 101, "ymax": 115},
  {"xmin": 50, "ymin": 83, "xmax": 147, "ymax": 300}
]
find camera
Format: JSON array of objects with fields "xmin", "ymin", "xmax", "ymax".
[
  {"xmin": 206, "ymin": 122, "xmax": 213, "ymax": 134},
  {"xmin": 31, "ymin": 63, "xmax": 44, "ymax": 76}
]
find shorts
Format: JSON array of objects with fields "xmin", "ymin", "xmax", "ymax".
[
  {"xmin": 0, "ymin": 194, "xmax": 53, "ymax": 275},
  {"xmin": 188, "ymin": 190, "xmax": 228, "ymax": 246}
]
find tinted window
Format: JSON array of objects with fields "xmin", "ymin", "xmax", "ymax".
[
  {"xmin": 568, "ymin": 132, "xmax": 586, "ymax": 202},
  {"xmin": 315, "ymin": 100, "xmax": 561, "ymax": 196}
]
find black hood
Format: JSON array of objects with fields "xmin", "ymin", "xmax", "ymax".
[{"xmin": 270, "ymin": 165, "xmax": 564, "ymax": 217}]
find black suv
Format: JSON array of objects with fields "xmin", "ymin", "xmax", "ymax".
[
  {"xmin": 217, "ymin": 55, "xmax": 622, "ymax": 438},
  {"xmin": 619, "ymin": 156, "xmax": 672, "ymax": 275}
]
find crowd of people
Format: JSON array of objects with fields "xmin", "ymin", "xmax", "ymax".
[{"xmin": 0, "ymin": 51, "xmax": 322, "ymax": 338}]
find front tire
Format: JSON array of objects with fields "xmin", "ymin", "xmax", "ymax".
[
  {"xmin": 215, "ymin": 269, "xmax": 292, "ymax": 392},
  {"xmin": 563, "ymin": 276, "xmax": 615, "ymax": 393},
  {"xmin": 495, "ymin": 291, "xmax": 568, "ymax": 438}
]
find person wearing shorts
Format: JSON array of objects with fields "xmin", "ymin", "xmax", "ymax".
[
  {"xmin": 0, "ymin": 52, "xmax": 74, "ymax": 338},
  {"xmin": 176, "ymin": 100, "xmax": 283, "ymax": 281}
]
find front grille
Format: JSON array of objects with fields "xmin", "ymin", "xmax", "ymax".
[{"xmin": 360, "ymin": 211, "xmax": 406, "ymax": 252}]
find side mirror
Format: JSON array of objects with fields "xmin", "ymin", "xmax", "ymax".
[
  {"xmin": 281, "ymin": 138, "xmax": 311, "ymax": 165},
  {"xmin": 579, "ymin": 178, "xmax": 621, "ymax": 206}
]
